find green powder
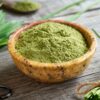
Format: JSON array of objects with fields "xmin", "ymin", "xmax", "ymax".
[
  {"xmin": 13, "ymin": 1, "xmax": 41, "ymax": 12},
  {"xmin": 15, "ymin": 22, "xmax": 88, "ymax": 63}
]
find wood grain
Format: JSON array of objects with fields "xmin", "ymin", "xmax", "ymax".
[{"xmin": 0, "ymin": 0, "xmax": 100, "ymax": 100}]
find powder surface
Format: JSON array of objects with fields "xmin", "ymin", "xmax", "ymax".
[
  {"xmin": 15, "ymin": 22, "xmax": 88, "ymax": 63},
  {"xmin": 13, "ymin": 1, "xmax": 40, "ymax": 12}
]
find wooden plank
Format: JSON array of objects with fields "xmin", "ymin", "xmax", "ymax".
[
  {"xmin": 0, "ymin": 1, "xmax": 100, "ymax": 100},
  {"xmin": 0, "ymin": 10, "xmax": 100, "ymax": 100},
  {"xmin": 3, "ymin": 0, "xmax": 100, "ymax": 22}
]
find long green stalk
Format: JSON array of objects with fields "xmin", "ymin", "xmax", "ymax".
[
  {"xmin": 84, "ymin": 87, "xmax": 100, "ymax": 100},
  {"xmin": 0, "ymin": 38, "xmax": 8, "ymax": 47},
  {"xmin": 41, "ymin": 0, "xmax": 84, "ymax": 20},
  {"xmin": 66, "ymin": 0, "xmax": 100, "ymax": 21},
  {"xmin": 92, "ymin": 29, "xmax": 100, "ymax": 38},
  {"xmin": 0, "ymin": 21, "xmax": 22, "ymax": 38},
  {"xmin": 0, "ymin": 11, "xmax": 22, "ymax": 48}
]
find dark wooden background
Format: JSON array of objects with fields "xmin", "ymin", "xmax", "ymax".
[{"xmin": 0, "ymin": 0, "xmax": 100, "ymax": 100}]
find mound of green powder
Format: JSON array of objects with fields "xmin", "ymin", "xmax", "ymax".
[
  {"xmin": 13, "ymin": 1, "xmax": 40, "ymax": 12},
  {"xmin": 15, "ymin": 22, "xmax": 88, "ymax": 63}
]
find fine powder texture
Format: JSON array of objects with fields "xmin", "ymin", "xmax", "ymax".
[
  {"xmin": 15, "ymin": 22, "xmax": 88, "ymax": 63},
  {"xmin": 13, "ymin": 1, "xmax": 40, "ymax": 12}
]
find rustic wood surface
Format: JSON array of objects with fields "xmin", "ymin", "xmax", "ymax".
[{"xmin": 0, "ymin": 0, "xmax": 100, "ymax": 100}]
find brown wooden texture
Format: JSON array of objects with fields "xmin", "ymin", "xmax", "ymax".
[{"xmin": 0, "ymin": 0, "xmax": 100, "ymax": 100}]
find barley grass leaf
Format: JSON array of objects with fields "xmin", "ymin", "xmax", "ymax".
[
  {"xmin": 0, "ymin": 38, "xmax": 8, "ymax": 47},
  {"xmin": 66, "ymin": 0, "xmax": 100, "ymax": 21},
  {"xmin": 41, "ymin": 0, "xmax": 84, "ymax": 20},
  {"xmin": 92, "ymin": 29, "xmax": 100, "ymax": 38},
  {"xmin": 0, "ymin": 11, "xmax": 22, "ymax": 48},
  {"xmin": 0, "ymin": 21, "xmax": 22, "ymax": 38}
]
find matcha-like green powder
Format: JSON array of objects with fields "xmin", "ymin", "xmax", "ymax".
[
  {"xmin": 13, "ymin": 1, "xmax": 40, "ymax": 12},
  {"xmin": 15, "ymin": 22, "xmax": 88, "ymax": 63}
]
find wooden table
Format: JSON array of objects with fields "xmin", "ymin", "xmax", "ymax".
[{"xmin": 0, "ymin": 0, "xmax": 100, "ymax": 100}]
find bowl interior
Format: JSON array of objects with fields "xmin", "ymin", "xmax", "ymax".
[
  {"xmin": 15, "ymin": 20, "xmax": 94, "ymax": 47},
  {"xmin": 9, "ymin": 20, "xmax": 96, "ymax": 66}
]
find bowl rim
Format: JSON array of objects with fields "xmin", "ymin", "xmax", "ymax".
[{"xmin": 8, "ymin": 19, "xmax": 96, "ymax": 68}]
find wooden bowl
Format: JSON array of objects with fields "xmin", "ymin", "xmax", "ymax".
[{"xmin": 8, "ymin": 20, "xmax": 96, "ymax": 83}]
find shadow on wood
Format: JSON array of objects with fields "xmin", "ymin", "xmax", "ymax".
[{"xmin": 0, "ymin": 64, "xmax": 79, "ymax": 100}]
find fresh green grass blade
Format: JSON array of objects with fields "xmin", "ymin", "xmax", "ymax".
[
  {"xmin": 66, "ymin": 12, "xmax": 82, "ymax": 21},
  {"xmin": 92, "ymin": 29, "xmax": 100, "ymax": 38},
  {"xmin": 41, "ymin": 0, "xmax": 84, "ymax": 20},
  {"xmin": 0, "ymin": 11, "xmax": 6, "ymax": 24},
  {"xmin": 96, "ymin": 89, "xmax": 100, "ymax": 99},
  {"xmin": 84, "ymin": 87, "xmax": 100, "ymax": 100},
  {"xmin": 66, "ymin": 0, "xmax": 100, "ymax": 21},
  {"xmin": 0, "ymin": 37, "xmax": 8, "ymax": 47},
  {"xmin": 0, "ymin": 21, "xmax": 22, "ymax": 38},
  {"xmin": 0, "ymin": 11, "xmax": 22, "ymax": 47}
]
